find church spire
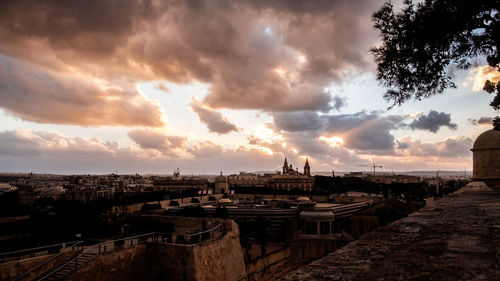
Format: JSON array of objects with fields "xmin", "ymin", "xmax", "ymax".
[
  {"xmin": 304, "ymin": 157, "xmax": 311, "ymax": 176},
  {"xmin": 283, "ymin": 158, "xmax": 288, "ymax": 174}
]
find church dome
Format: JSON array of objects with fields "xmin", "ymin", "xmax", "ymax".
[
  {"xmin": 472, "ymin": 129, "xmax": 500, "ymax": 150},
  {"xmin": 215, "ymin": 172, "xmax": 227, "ymax": 183}
]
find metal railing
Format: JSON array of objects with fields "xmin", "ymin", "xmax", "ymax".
[
  {"xmin": 8, "ymin": 222, "xmax": 229, "ymax": 280},
  {"xmin": 0, "ymin": 241, "xmax": 83, "ymax": 263},
  {"xmin": 38, "ymin": 232, "xmax": 157, "ymax": 281},
  {"xmin": 13, "ymin": 241, "xmax": 83, "ymax": 281}
]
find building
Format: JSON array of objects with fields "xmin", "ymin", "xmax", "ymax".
[
  {"xmin": 268, "ymin": 158, "xmax": 314, "ymax": 191},
  {"xmin": 282, "ymin": 157, "xmax": 311, "ymax": 176},
  {"xmin": 471, "ymin": 129, "xmax": 500, "ymax": 189},
  {"xmin": 228, "ymin": 172, "xmax": 269, "ymax": 188},
  {"xmin": 214, "ymin": 172, "xmax": 229, "ymax": 194},
  {"xmin": 365, "ymin": 174, "xmax": 421, "ymax": 184},
  {"xmin": 153, "ymin": 177, "xmax": 209, "ymax": 191}
]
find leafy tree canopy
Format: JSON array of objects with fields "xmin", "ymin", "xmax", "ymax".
[{"xmin": 372, "ymin": 0, "xmax": 500, "ymax": 129}]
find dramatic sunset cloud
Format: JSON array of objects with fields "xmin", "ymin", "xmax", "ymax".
[
  {"xmin": 190, "ymin": 97, "xmax": 239, "ymax": 134},
  {"xmin": 0, "ymin": 56, "xmax": 166, "ymax": 127},
  {"xmin": 466, "ymin": 66, "xmax": 500, "ymax": 92},
  {"xmin": 0, "ymin": 0, "xmax": 488, "ymax": 173},
  {"xmin": 0, "ymin": 0, "xmax": 381, "ymax": 115}
]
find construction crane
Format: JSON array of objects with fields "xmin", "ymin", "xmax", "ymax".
[{"xmin": 357, "ymin": 163, "xmax": 382, "ymax": 175}]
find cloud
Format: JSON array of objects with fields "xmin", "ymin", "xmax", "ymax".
[
  {"xmin": 156, "ymin": 82, "xmax": 171, "ymax": 93},
  {"xmin": 128, "ymin": 129, "xmax": 222, "ymax": 158},
  {"xmin": 0, "ymin": 129, "xmax": 473, "ymax": 174},
  {"xmin": 408, "ymin": 110, "xmax": 457, "ymax": 133},
  {"xmin": 331, "ymin": 95, "xmax": 347, "ymax": 111},
  {"xmin": 0, "ymin": 130, "xmax": 117, "ymax": 158},
  {"xmin": 468, "ymin": 117, "xmax": 493, "ymax": 126},
  {"xmin": 273, "ymin": 111, "xmax": 405, "ymax": 151},
  {"xmin": 187, "ymin": 141, "xmax": 223, "ymax": 158},
  {"xmin": 396, "ymin": 140, "xmax": 409, "ymax": 149},
  {"xmin": 0, "ymin": 129, "xmax": 284, "ymax": 174},
  {"xmin": 273, "ymin": 111, "xmax": 326, "ymax": 132},
  {"xmin": 190, "ymin": 97, "xmax": 238, "ymax": 134},
  {"xmin": 465, "ymin": 66, "xmax": 500, "ymax": 92},
  {"xmin": 395, "ymin": 136, "xmax": 473, "ymax": 158},
  {"xmin": 323, "ymin": 111, "xmax": 405, "ymax": 151},
  {"xmin": 127, "ymin": 129, "xmax": 187, "ymax": 157},
  {"xmin": 0, "ymin": 0, "xmax": 382, "ymax": 116},
  {"xmin": 0, "ymin": 55, "xmax": 165, "ymax": 127}
]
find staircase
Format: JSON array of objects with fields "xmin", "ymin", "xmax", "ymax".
[{"xmin": 36, "ymin": 252, "xmax": 97, "ymax": 281}]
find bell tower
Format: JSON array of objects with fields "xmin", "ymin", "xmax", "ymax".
[
  {"xmin": 304, "ymin": 158, "xmax": 311, "ymax": 176},
  {"xmin": 283, "ymin": 158, "xmax": 288, "ymax": 175}
]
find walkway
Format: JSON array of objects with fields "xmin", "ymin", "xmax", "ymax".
[{"xmin": 284, "ymin": 182, "xmax": 500, "ymax": 281}]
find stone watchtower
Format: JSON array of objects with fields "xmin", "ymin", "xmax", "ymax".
[
  {"xmin": 471, "ymin": 129, "xmax": 500, "ymax": 189},
  {"xmin": 214, "ymin": 172, "xmax": 228, "ymax": 194}
]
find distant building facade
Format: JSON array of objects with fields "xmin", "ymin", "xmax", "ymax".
[
  {"xmin": 228, "ymin": 158, "xmax": 314, "ymax": 191},
  {"xmin": 365, "ymin": 174, "xmax": 422, "ymax": 184},
  {"xmin": 228, "ymin": 172, "xmax": 268, "ymax": 188},
  {"xmin": 268, "ymin": 158, "xmax": 314, "ymax": 191}
]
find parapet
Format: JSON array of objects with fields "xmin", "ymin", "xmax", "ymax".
[{"xmin": 282, "ymin": 182, "xmax": 500, "ymax": 280}]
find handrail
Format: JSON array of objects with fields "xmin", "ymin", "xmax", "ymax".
[
  {"xmin": 185, "ymin": 223, "xmax": 222, "ymax": 238},
  {"xmin": 13, "ymin": 241, "xmax": 83, "ymax": 281},
  {"xmin": 37, "ymin": 225, "xmax": 228, "ymax": 280},
  {"xmin": 38, "ymin": 232, "xmax": 157, "ymax": 281},
  {"xmin": 0, "ymin": 241, "xmax": 82, "ymax": 257}
]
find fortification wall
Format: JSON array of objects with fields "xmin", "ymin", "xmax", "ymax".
[
  {"xmin": 112, "ymin": 193, "xmax": 224, "ymax": 214},
  {"xmin": 1, "ymin": 250, "xmax": 77, "ymax": 281},
  {"xmin": 152, "ymin": 220, "xmax": 246, "ymax": 281},
  {"xmin": 69, "ymin": 246, "xmax": 150, "ymax": 281},
  {"xmin": 283, "ymin": 182, "xmax": 500, "ymax": 280},
  {"xmin": 69, "ymin": 220, "xmax": 246, "ymax": 281}
]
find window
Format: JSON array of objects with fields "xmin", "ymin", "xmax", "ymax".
[
  {"xmin": 320, "ymin": 221, "xmax": 330, "ymax": 235},
  {"xmin": 305, "ymin": 221, "xmax": 317, "ymax": 235}
]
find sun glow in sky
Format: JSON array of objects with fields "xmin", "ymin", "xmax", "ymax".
[
  {"xmin": 0, "ymin": 0, "xmax": 494, "ymax": 174},
  {"xmin": 319, "ymin": 136, "xmax": 344, "ymax": 147}
]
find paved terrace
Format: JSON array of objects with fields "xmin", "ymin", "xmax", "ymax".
[{"xmin": 284, "ymin": 182, "xmax": 500, "ymax": 281}]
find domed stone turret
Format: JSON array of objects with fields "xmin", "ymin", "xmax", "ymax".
[
  {"xmin": 471, "ymin": 129, "xmax": 500, "ymax": 188},
  {"xmin": 214, "ymin": 172, "xmax": 228, "ymax": 194}
]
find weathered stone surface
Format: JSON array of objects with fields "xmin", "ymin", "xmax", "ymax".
[
  {"xmin": 69, "ymin": 220, "xmax": 246, "ymax": 281},
  {"xmin": 283, "ymin": 182, "xmax": 500, "ymax": 281}
]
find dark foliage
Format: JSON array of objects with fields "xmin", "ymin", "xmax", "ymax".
[
  {"xmin": 0, "ymin": 191, "xmax": 30, "ymax": 217},
  {"xmin": 372, "ymin": 0, "xmax": 500, "ymax": 129}
]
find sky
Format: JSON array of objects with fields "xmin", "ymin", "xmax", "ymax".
[{"xmin": 0, "ymin": 0, "xmax": 497, "ymax": 175}]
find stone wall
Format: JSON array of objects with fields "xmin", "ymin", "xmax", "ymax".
[
  {"xmin": 290, "ymin": 240, "xmax": 348, "ymax": 262},
  {"xmin": 1, "ymin": 250, "xmax": 77, "ymax": 281},
  {"xmin": 152, "ymin": 220, "xmax": 246, "ymax": 281},
  {"xmin": 283, "ymin": 182, "xmax": 500, "ymax": 280},
  {"xmin": 69, "ymin": 220, "xmax": 246, "ymax": 281},
  {"xmin": 112, "ymin": 194, "xmax": 224, "ymax": 214},
  {"xmin": 69, "ymin": 246, "xmax": 150, "ymax": 281},
  {"xmin": 246, "ymin": 248, "xmax": 291, "ymax": 280}
]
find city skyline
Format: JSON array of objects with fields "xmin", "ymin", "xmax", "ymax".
[{"xmin": 0, "ymin": 0, "xmax": 496, "ymax": 174}]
